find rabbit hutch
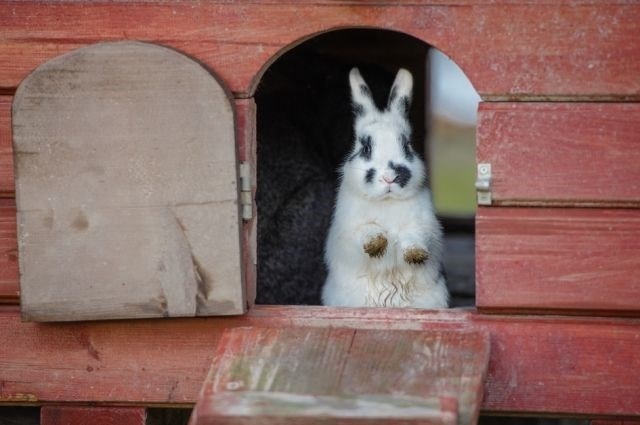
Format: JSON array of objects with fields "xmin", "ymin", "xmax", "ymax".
[{"xmin": 1, "ymin": 1, "xmax": 639, "ymax": 424}]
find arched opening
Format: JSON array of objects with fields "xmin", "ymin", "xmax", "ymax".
[{"xmin": 254, "ymin": 28, "xmax": 477, "ymax": 307}]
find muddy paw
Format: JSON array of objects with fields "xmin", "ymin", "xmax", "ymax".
[
  {"xmin": 364, "ymin": 234, "xmax": 388, "ymax": 258},
  {"xmin": 404, "ymin": 247, "xmax": 429, "ymax": 265}
]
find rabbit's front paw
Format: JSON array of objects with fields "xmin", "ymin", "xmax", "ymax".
[
  {"xmin": 403, "ymin": 247, "xmax": 429, "ymax": 265},
  {"xmin": 364, "ymin": 233, "xmax": 388, "ymax": 258}
]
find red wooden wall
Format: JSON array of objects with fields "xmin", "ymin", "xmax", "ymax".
[
  {"xmin": 0, "ymin": 0, "xmax": 639, "ymax": 421},
  {"xmin": 0, "ymin": 1, "xmax": 638, "ymax": 99},
  {"xmin": 1, "ymin": 306, "xmax": 640, "ymax": 418},
  {"xmin": 475, "ymin": 83, "xmax": 640, "ymax": 313}
]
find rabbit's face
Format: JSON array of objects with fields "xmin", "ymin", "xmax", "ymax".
[{"xmin": 342, "ymin": 68, "xmax": 426, "ymax": 201}]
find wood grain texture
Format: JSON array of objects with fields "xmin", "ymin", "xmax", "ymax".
[
  {"xmin": 477, "ymin": 313, "xmax": 640, "ymax": 417},
  {"xmin": 41, "ymin": 406, "xmax": 146, "ymax": 425},
  {"xmin": 0, "ymin": 96, "xmax": 12, "ymax": 197},
  {"xmin": 477, "ymin": 103, "xmax": 640, "ymax": 206},
  {"xmin": 192, "ymin": 327, "xmax": 486, "ymax": 425},
  {"xmin": 236, "ymin": 98, "xmax": 257, "ymax": 307},
  {"xmin": 476, "ymin": 207, "xmax": 640, "ymax": 313},
  {"xmin": 0, "ymin": 1, "xmax": 638, "ymax": 98},
  {"xmin": 0, "ymin": 305, "xmax": 639, "ymax": 419},
  {"xmin": 0, "ymin": 100, "xmax": 258, "ymax": 306},
  {"xmin": 13, "ymin": 41, "xmax": 244, "ymax": 321},
  {"xmin": 0, "ymin": 200, "xmax": 18, "ymax": 303},
  {"xmin": 192, "ymin": 393, "xmax": 457, "ymax": 425}
]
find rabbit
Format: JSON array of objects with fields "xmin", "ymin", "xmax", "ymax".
[{"xmin": 322, "ymin": 67, "xmax": 449, "ymax": 309}]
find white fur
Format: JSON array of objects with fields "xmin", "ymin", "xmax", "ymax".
[{"xmin": 322, "ymin": 68, "xmax": 449, "ymax": 309}]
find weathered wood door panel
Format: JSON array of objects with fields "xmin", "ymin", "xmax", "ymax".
[
  {"xmin": 190, "ymin": 327, "xmax": 489, "ymax": 425},
  {"xmin": 13, "ymin": 41, "xmax": 245, "ymax": 321},
  {"xmin": 477, "ymin": 103, "xmax": 640, "ymax": 207},
  {"xmin": 476, "ymin": 207, "xmax": 640, "ymax": 313}
]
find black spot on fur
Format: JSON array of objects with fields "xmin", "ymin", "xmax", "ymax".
[
  {"xmin": 401, "ymin": 134, "xmax": 414, "ymax": 162},
  {"xmin": 387, "ymin": 85, "xmax": 398, "ymax": 108},
  {"xmin": 400, "ymin": 96, "xmax": 410, "ymax": 116},
  {"xmin": 365, "ymin": 168, "xmax": 376, "ymax": 183},
  {"xmin": 353, "ymin": 103, "xmax": 364, "ymax": 116},
  {"xmin": 388, "ymin": 161, "xmax": 412, "ymax": 188},
  {"xmin": 359, "ymin": 135, "xmax": 372, "ymax": 161},
  {"xmin": 360, "ymin": 84, "xmax": 372, "ymax": 99}
]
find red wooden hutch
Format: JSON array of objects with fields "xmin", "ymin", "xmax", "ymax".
[{"xmin": 0, "ymin": 1, "xmax": 639, "ymax": 424}]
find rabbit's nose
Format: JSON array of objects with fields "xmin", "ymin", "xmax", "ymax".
[{"xmin": 382, "ymin": 175, "xmax": 396, "ymax": 184}]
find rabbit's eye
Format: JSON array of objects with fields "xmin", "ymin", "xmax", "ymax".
[
  {"xmin": 359, "ymin": 135, "xmax": 372, "ymax": 161},
  {"xmin": 401, "ymin": 134, "xmax": 414, "ymax": 162}
]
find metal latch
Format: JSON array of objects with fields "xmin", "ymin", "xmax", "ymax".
[
  {"xmin": 475, "ymin": 163, "xmax": 492, "ymax": 206},
  {"xmin": 239, "ymin": 162, "xmax": 253, "ymax": 220}
]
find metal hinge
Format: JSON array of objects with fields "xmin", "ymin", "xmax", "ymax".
[
  {"xmin": 239, "ymin": 162, "xmax": 253, "ymax": 220},
  {"xmin": 475, "ymin": 163, "xmax": 492, "ymax": 206}
]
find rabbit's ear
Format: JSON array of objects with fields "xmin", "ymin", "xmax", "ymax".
[
  {"xmin": 387, "ymin": 68, "xmax": 413, "ymax": 117},
  {"xmin": 349, "ymin": 68, "xmax": 377, "ymax": 117}
]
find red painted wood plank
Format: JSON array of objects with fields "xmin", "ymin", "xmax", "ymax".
[
  {"xmin": 0, "ymin": 1, "xmax": 638, "ymax": 98},
  {"xmin": 477, "ymin": 103, "xmax": 640, "ymax": 206},
  {"xmin": 0, "ymin": 305, "xmax": 639, "ymax": 418},
  {"xmin": 0, "ymin": 96, "xmax": 12, "ymax": 197},
  {"xmin": 235, "ymin": 98, "xmax": 257, "ymax": 306},
  {"xmin": 0, "ymin": 200, "xmax": 18, "ymax": 303},
  {"xmin": 236, "ymin": 99, "xmax": 256, "ymax": 165},
  {"xmin": 476, "ymin": 207, "xmax": 640, "ymax": 313},
  {"xmin": 41, "ymin": 406, "xmax": 146, "ymax": 425},
  {"xmin": 476, "ymin": 313, "xmax": 640, "ymax": 417}
]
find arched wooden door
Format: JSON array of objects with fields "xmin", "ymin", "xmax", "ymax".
[{"xmin": 13, "ymin": 41, "xmax": 245, "ymax": 321}]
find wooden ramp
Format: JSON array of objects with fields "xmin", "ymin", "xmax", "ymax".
[{"xmin": 190, "ymin": 327, "xmax": 489, "ymax": 425}]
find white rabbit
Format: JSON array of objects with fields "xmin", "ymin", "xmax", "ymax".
[{"xmin": 322, "ymin": 68, "xmax": 449, "ymax": 309}]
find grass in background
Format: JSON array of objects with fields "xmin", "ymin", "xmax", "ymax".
[{"xmin": 428, "ymin": 118, "xmax": 476, "ymax": 216}]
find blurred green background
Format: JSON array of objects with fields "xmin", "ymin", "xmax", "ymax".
[{"xmin": 429, "ymin": 117, "xmax": 477, "ymax": 216}]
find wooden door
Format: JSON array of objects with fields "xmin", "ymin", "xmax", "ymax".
[{"xmin": 13, "ymin": 41, "xmax": 245, "ymax": 321}]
